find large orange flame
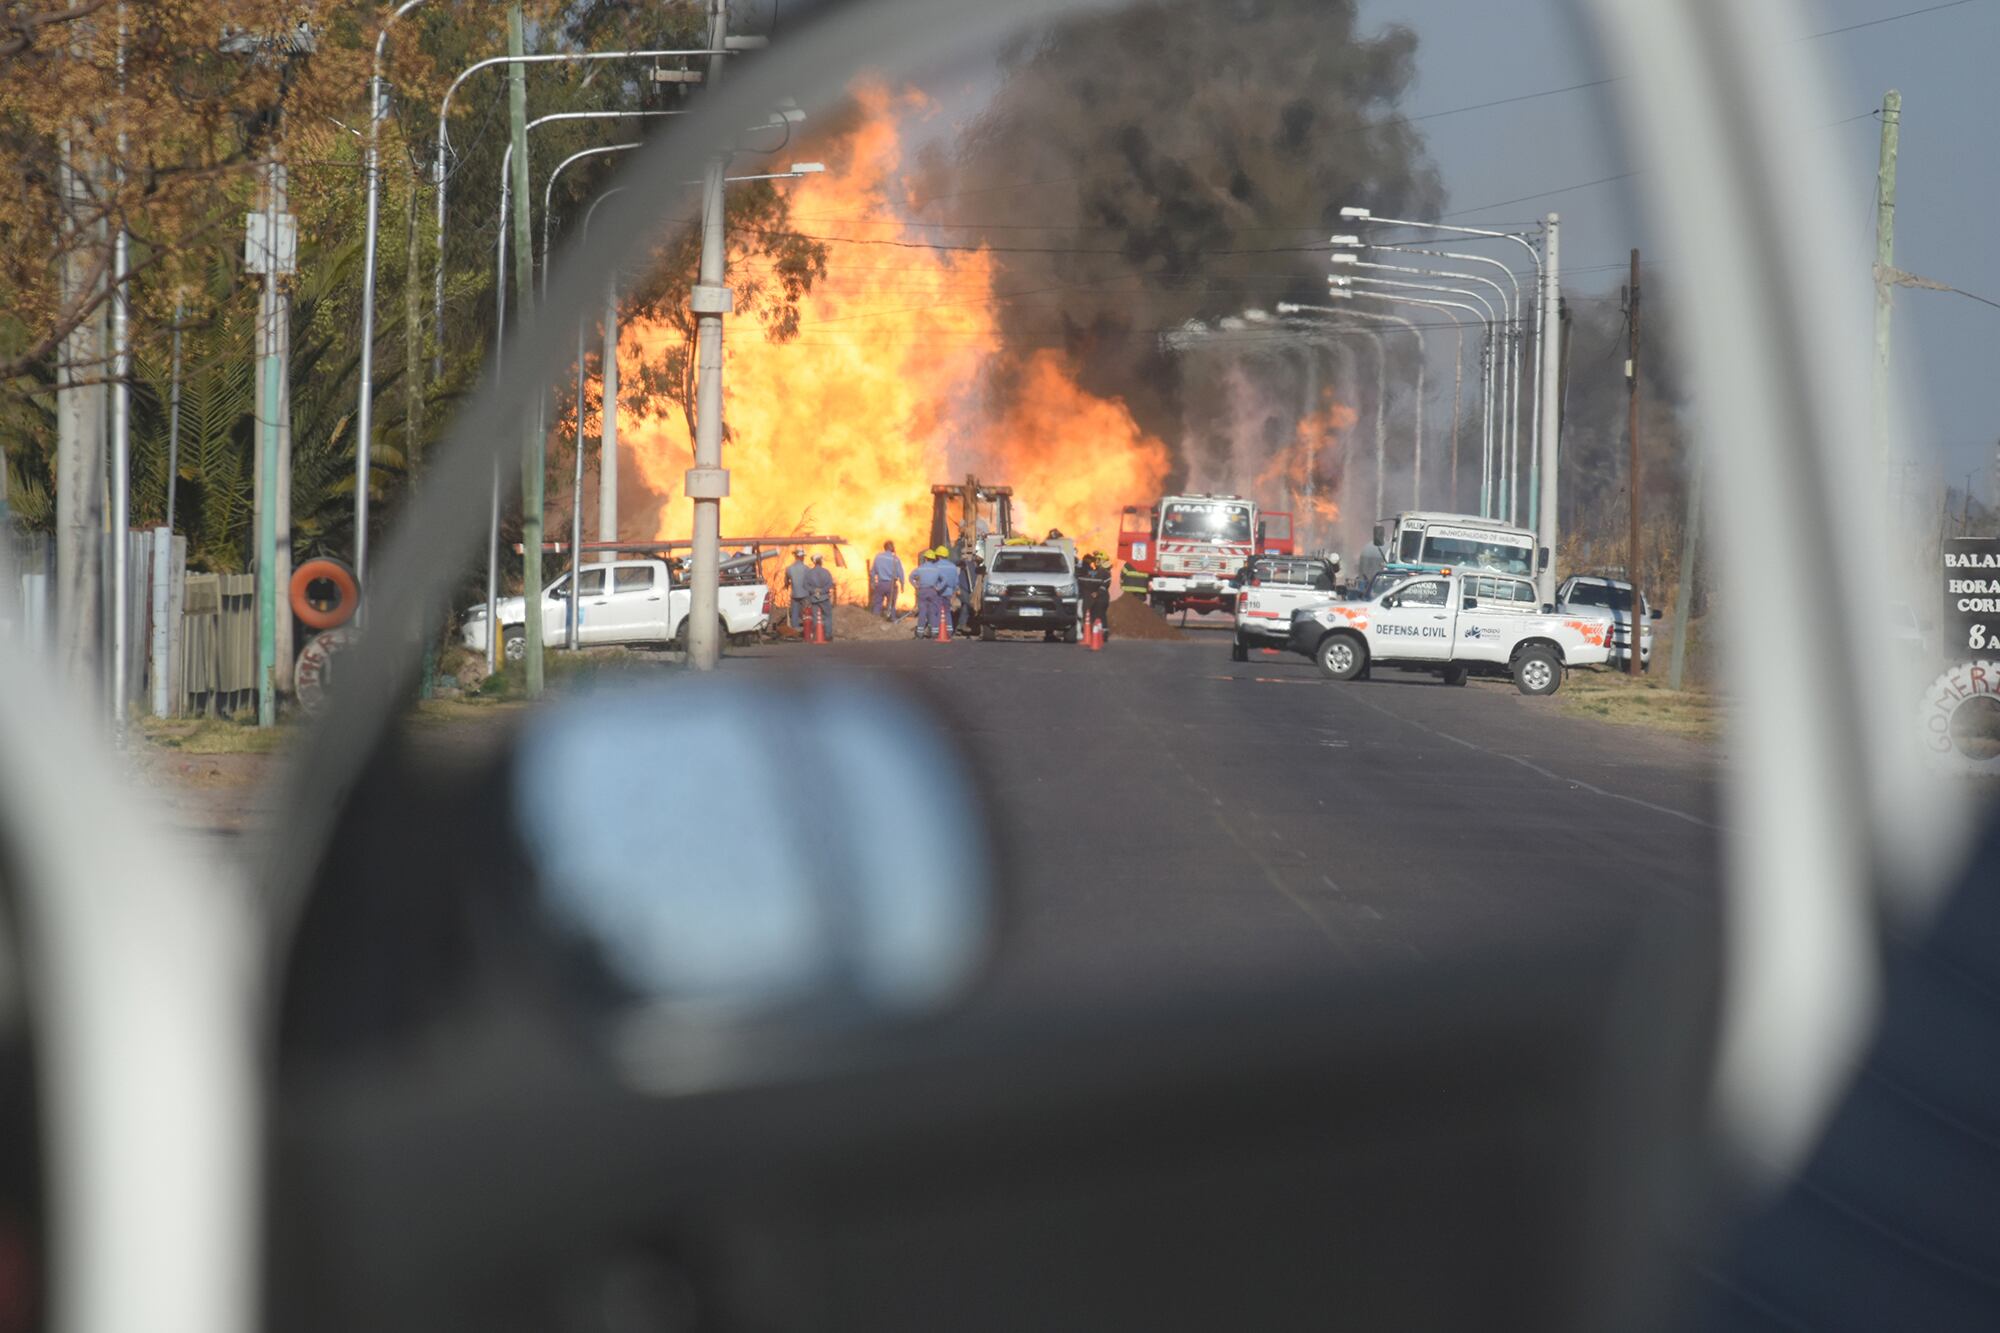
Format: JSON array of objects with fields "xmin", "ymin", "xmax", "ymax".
[{"xmin": 617, "ymin": 85, "xmax": 1172, "ymax": 594}]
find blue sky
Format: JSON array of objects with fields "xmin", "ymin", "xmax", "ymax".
[{"xmin": 1364, "ymin": 0, "xmax": 2000, "ymax": 497}]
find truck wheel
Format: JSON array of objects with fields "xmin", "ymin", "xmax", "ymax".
[
  {"xmin": 1513, "ymin": 646, "xmax": 1563, "ymax": 696},
  {"xmin": 502, "ymin": 628, "xmax": 526, "ymax": 663},
  {"xmin": 1061, "ymin": 625, "xmax": 1078, "ymax": 644},
  {"xmin": 981, "ymin": 623, "xmax": 997, "ymax": 642},
  {"xmin": 1231, "ymin": 637, "xmax": 1249, "ymax": 663},
  {"xmin": 1315, "ymin": 633, "xmax": 1367, "ymax": 682},
  {"xmin": 1442, "ymin": 664, "xmax": 1469, "ymax": 687}
]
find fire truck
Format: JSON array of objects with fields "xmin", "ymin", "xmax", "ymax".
[{"xmin": 1117, "ymin": 494, "xmax": 1295, "ymax": 617}]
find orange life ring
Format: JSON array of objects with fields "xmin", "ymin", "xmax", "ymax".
[{"xmin": 290, "ymin": 557, "xmax": 360, "ymax": 630}]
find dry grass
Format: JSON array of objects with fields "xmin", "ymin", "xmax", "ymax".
[
  {"xmin": 136, "ymin": 714, "xmax": 293, "ymax": 755},
  {"xmin": 1558, "ymin": 668, "xmax": 1721, "ymax": 740}
]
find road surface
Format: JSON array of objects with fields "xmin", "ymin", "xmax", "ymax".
[{"xmin": 765, "ymin": 627, "xmax": 1720, "ymax": 1006}]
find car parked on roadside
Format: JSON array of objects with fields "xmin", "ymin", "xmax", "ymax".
[{"xmin": 1556, "ymin": 573, "xmax": 1659, "ymax": 671}]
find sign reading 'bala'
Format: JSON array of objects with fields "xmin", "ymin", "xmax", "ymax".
[{"xmin": 1942, "ymin": 538, "xmax": 2000, "ymax": 660}]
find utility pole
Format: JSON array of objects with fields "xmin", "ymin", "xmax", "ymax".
[
  {"xmin": 55, "ymin": 132, "xmax": 106, "ymax": 690},
  {"xmin": 506, "ymin": 4, "xmax": 545, "ymax": 695},
  {"xmin": 1448, "ymin": 326, "xmax": 1464, "ymax": 512},
  {"xmin": 249, "ymin": 160, "xmax": 295, "ymax": 727},
  {"xmin": 686, "ymin": 0, "xmax": 732, "ymax": 671},
  {"xmin": 1535, "ymin": 213, "xmax": 1562, "ymax": 605},
  {"xmin": 1624, "ymin": 248, "xmax": 1643, "ymax": 677},
  {"xmin": 1668, "ymin": 446, "xmax": 1702, "ymax": 690},
  {"xmin": 1872, "ymin": 89, "xmax": 1901, "ymax": 472}
]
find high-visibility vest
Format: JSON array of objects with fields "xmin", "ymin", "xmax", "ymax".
[{"xmin": 1120, "ymin": 564, "xmax": 1151, "ymax": 590}]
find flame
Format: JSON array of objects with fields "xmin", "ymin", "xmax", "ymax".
[
  {"xmin": 1253, "ymin": 395, "xmax": 1356, "ymax": 545},
  {"xmin": 617, "ymin": 84, "xmax": 1172, "ymax": 595}
]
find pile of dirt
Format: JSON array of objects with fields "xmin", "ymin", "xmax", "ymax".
[
  {"xmin": 831, "ymin": 602, "xmax": 921, "ymax": 641},
  {"xmin": 1105, "ymin": 594, "xmax": 1187, "ymax": 641}
]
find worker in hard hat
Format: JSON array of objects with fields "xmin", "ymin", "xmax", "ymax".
[
  {"xmin": 805, "ymin": 555, "xmax": 836, "ymax": 641},
  {"xmin": 869, "ymin": 539, "xmax": 906, "ymax": 621},
  {"xmin": 784, "ymin": 547, "xmax": 812, "ymax": 635},
  {"xmin": 912, "ymin": 547, "xmax": 943, "ymax": 638},
  {"xmin": 936, "ymin": 548, "xmax": 968, "ymax": 636}
]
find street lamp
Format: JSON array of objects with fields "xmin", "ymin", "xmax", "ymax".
[
  {"xmin": 353, "ymin": 0, "xmax": 432, "ymax": 595},
  {"xmin": 1327, "ymin": 280, "xmax": 1492, "ymax": 514},
  {"xmin": 1327, "ymin": 268, "xmax": 1499, "ymax": 515},
  {"xmin": 1342, "ymin": 206, "xmax": 1562, "ymax": 600},
  {"xmin": 1331, "ymin": 244, "xmax": 1519, "ymax": 521}
]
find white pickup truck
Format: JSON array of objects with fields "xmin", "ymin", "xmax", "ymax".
[
  {"xmin": 1231, "ymin": 555, "xmax": 1340, "ymax": 660},
  {"xmin": 462, "ymin": 559, "xmax": 771, "ymax": 661},
  {"xmin": 1285, "ymin": 569, "xmax": 1612, "ymax": 695}
]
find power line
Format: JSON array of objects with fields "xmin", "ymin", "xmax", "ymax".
[{"xmin": 1807, "ymin": 0, "xmax": 1981, "ymax": 40}]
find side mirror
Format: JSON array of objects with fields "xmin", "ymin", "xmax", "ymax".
[
  {"xmin": 1382, "ymin": 596, "xmax": 1399, "ymax": 609},
  {"xmin": 1462, "ymin": 597, "xmax": 1480, "ymax": 610},
  {"xmin": 1650, "ymin": 608, "xmax": 1663, "ymax": 621},
  {"xmin": 1371, "ymin": 523, "xmax": 1387, "ymax": 550},
  {"xmin": 1538, "ymin": 547, "xmax": 1551, "ymax": 572},
  {"xmin": 1541, "ymin": 603, "xmax": 1556, "ymax": 614}
]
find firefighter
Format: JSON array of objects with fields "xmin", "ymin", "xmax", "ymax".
[
  {"xmin": 1120, "ymin": 560, "xmax": 1150, "ymax": 599},
  {"xmin": 784, "ymin": 547, "xmax": 812, "ymax": 634},
  {"xmin": 806, "ymin": 555, "xmax": 836, "ymax": 641},
  {"xmin": 1078, "ymin": 550, "xmax": 1113, "ymax": 639}
]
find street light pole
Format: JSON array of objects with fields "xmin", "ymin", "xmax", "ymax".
[
  {"xmin": 686, "ymin": 0, "xmax": 732, "ymax": 672},
  {"xmin": 1341, "ymin": 208, "xmax": 1547, "ymax": 526},
  {"xmin": 428, "ymin": 49, "xmax": 728, "ymax": 385},
  {"xmin": 1334, "ymin": 241, "xmax": 1516, "ymax": 519},
  {"xmin": 1329, "ymin": 272, "xmax": 1494, "ymax": 511},
  {"xmin": 1535, "ymin": 213, "xmax": 1562, "ymax": 603},
  {"xmin": 354, "ymin": 0, "xmax": 430, "ymax": 597}
]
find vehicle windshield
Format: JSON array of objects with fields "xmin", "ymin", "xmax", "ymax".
[
  {"xmin": 992, "ymin": 551, "xmax": 1070, "ymax": 574},
  {"xmin": 1564, "ymin": 581, "xmax": 1634, "ymax": 612},
  {"xmin": 1420, "ymin": 534, "xmax": 1532, "ymax": 576},
  {"xmin": 1162, "ymin": 503, "xmax": 1252, "ymax": 542}
]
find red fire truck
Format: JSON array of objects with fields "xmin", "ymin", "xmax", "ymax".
[{"xmin": 1117, "ymin": 495, "xmax": 1295, "ymax": 616}]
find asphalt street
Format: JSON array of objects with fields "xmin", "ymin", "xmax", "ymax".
[{"xmin": 763, "ymin": 622, "xmax": 1721, "ymax": 1008}]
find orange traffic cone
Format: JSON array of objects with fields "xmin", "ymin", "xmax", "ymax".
[
  {"xmin": 935, "ymin": 609, "xmax": 951, "ymax": 643},
  {"xmin": 815, "ymin": 605, "xmax": 828, "ymax": 645},
  {"xmin": 1094, "ymin": 616, "xmax": 1107, "ymax": 650},
  {"xmin": 1084, "ymin": 616, "xmax": 1100, "ymax": 652}
]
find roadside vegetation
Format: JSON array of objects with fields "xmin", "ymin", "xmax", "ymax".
[{"xmin": 1557, "ymin": 668, "xmax": 1720, "ymax": 740}]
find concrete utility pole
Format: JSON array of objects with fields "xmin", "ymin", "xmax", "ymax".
[
  {"xmin": 686, "ymin": 0, "xmax": 733, "ymax": 671},
  {"xmin": 249, "ymin": 161, "xmax": 295, "ymax": 727},
  {"xmin": 1535, "ymin": 214, "xmax": 1562, "ymax": 605},
  {"xmin": 1871, "ymin": 89, "xmax": 1901, "ymax": 471},
  {"xmin": 1625, "ymin": 248, "xmax": 1643, "ymax": 677},
  {"xmin": 506, "ymin": 4, "xmax": 545, "ymax": 695},
  {"xmin": 54, "ymin": 139, "xmax": 105, "ymax": 687}
]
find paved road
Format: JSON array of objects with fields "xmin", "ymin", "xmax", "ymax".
[{"xmin": 766, "ymin": 627, "xmax": 1721, "ymax": 1007}]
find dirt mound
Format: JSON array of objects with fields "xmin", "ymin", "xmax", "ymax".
[
  {"xmin": 1105, "ymin": 594, "xmax": 1186, "ymax": 641},
  {"xmin": 831, "ymin": 602, "xmax": 921, "ymax": 641}
]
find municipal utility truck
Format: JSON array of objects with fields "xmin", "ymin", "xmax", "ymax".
[
  {"xmin": 1286, "ymin": 568, "xmax": 1612, "ymax": 695},
  {"xmin": 1118, "ymin": 494, "xmax": 1295, "ymax": 617},
  {"xmin": 1365, "ymin": 511, "xmax": 1546, "ymax": 583}
]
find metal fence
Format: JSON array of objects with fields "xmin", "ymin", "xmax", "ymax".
[{"xmin": 179, "ymin": 572, "xmax": 257, "ymax": 718}]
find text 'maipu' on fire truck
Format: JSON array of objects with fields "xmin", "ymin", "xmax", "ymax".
[{"xmin": 1118, "ymin": 494, "xmax": 1295, "ymax": 616}]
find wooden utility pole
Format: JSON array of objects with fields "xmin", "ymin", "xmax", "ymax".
[{"xmin": 1625, "ymin": 249, "xmax": 1642, "ymax": 677}]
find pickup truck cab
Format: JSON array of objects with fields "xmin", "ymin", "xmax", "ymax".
[
  {"xmin": 1232, "ymin": 555, "xmax": 1340, "ymax": 660},
  {"xmin": 1287, "ymin": 570, "xmax": 1613, "ymax": 695},
  {"xmin": 462, "ymin": 558, "xmax": 771, "ymax": 661},
  {"xmin": 973, "ymin": 537, "xmax": 1081, "ymax": 642}
]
